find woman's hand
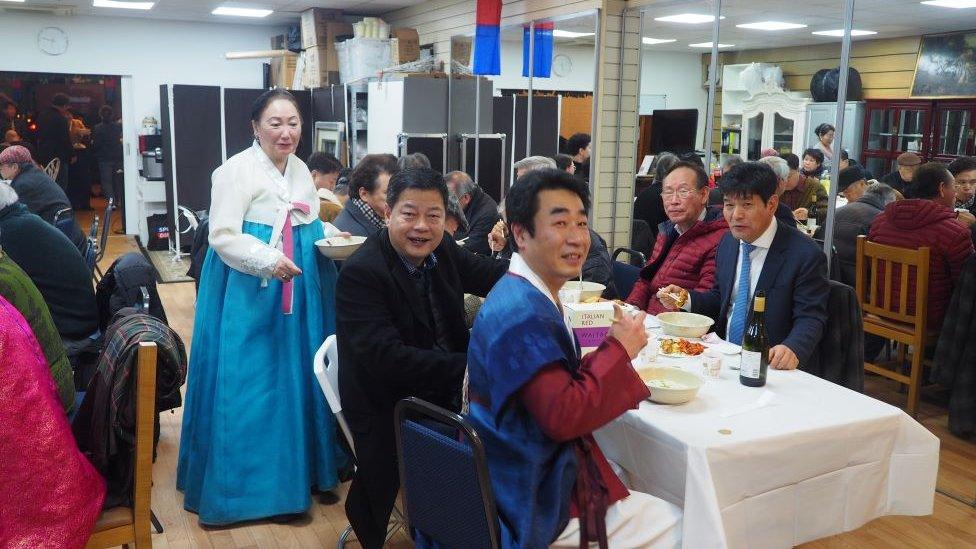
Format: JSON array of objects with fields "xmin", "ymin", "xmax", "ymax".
[{"xmin": 272, "ymin": 256, "xmax": 302, "ymax": 282}]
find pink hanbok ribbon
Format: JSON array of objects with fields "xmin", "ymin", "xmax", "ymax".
[{"xmin": 281, "ymin": 201, "xmax": 310, "ymax": 315}]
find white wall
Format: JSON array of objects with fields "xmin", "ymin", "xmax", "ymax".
[
  {"xmin": 490, "ymin": 40, "xmax": 596, "ymax": 93},
  {"xmin": 639, "ymin": 49, "xmax": 709, "ymax": 150}
]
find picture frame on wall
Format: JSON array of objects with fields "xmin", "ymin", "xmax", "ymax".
[{"xmin": 910, "ymin": 30, "xmax": 976, "ymax": 99}]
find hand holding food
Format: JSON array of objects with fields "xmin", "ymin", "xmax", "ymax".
[
  {"xmin": 488, "ymin": 220, "xmax": 507, "ymax": 253},
  {"xmin": 793, "ymin": 207, "xmax": 808, "ymax": 221},
  {"xmin": 656, "ymin": 285, "xmax": 689, "ymax": 310},
  {"xmin": 608, "ymin": 303, "xmax": 648, "ymax": 359}
]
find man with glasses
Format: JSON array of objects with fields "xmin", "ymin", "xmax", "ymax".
[{"xmin": 949, "ymin": 157, "xmax": 976, "ymax": 245}]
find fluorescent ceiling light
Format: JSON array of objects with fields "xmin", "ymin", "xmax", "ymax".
[
  {"xmin": 93, "ymin": 0, "xmax": 154, "ymax": 8},
  {"xmin": 643, "ymin": 37, "xmax": 677, "ymax": 45},
  {"xmin": 812, "ymin": 29, "xmax": 877, "ymax": 36},
  {"xmin": 737, "ymin": 21, "xmax": 807, "ymax": 31},
  {"xmin": 654, "ymin": 14, "xmax": 725, "ymax": 24},
  {"xmin": 552, "ymin": 30, "xmax": 595, "ymax": 38},
  {"xmin": 921, "ymin": 0, "xmax": 976, "ymax": 7},
  {"xmin": 0, "ymin": 0, "xmax": 27, "ymax": 3},
  {"xmin": 212, "ymin": 6, "xmax": 273, "ymax": 17},
  {"xmin": 689, "ymin": 42, "xmax": 734, "ymax": 48}
]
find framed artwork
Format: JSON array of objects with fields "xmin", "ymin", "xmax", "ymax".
[{"xmin": 911, "ymin": 30, "xmax": 976, "ymax": 98}]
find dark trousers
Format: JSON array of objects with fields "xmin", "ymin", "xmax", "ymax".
[
  {"xmin": 345, "ymin": 416, "xmax": 398, "ymax": 549},
  {"xmin": 98, "ymin": 161, "xmax": 121, "ymax": 201}
]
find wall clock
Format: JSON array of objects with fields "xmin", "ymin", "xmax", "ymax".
[
  {"xmin": 553, "ymin": 54, "xmax": 572, "ymax": 77},
  {"xmin": 38, "ymin": 27, "xmax": 69, "ymax": 56}
]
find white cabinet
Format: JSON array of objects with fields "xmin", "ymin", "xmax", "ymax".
[
  {"xmin": 741, "ymin": 89, "xmax": 810, "ymax": 160},
  {"xmin": 804, "ymin": 101, "xmax": 865, "ymax": 163}
]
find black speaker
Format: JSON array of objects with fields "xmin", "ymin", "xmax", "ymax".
[{"xmin": 810, "ymin": 68, "xmax": 863, "ymax": 102}]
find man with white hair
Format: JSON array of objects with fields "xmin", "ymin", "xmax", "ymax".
[
  {"xmin": 514, "ymin": 155, "xmax": 558, "ymax": 179},
  {"xmin": 757, "ymin": 156, "xmax": 802, "ymax": 228},
  {"xmin": 445, "ymin": 170, "xmax": 500, "ymax": 256}
]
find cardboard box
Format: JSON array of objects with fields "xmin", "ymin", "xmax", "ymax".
[
  {"xmin": 563, "ymin": 302, "xmax": 615, "ymax": 356},
  {"xmin": 271, "ymin": 54, "xmax": 298, "ymax": 89},
  {"xmin": 451, "ymin": 39, "xmax": 472, "ymax": 66},
  {"xmin": 390, "ymin": 28, "xmax": 420, "ymax": 65},
  {"xmin": 271, "ymin": 33, "xmax": 286, "ymax": 51},
  {"xmin": 303, "ymin": 45, "xmax": 341, "ymax": 88},
  {"xmin": 301, "ymin": 8, "xmax": 347, "ymax": 48}
]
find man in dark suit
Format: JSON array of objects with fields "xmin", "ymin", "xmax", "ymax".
[
  {"xmin": 659, "ymin": 161, "xmax": 829, "ymax": 369},
  {"xmin": 445, "ymin": 170, "xmax": 500, "ymax": 256},
  {"xmin": 35, "ymin": 93, "xmax": 74, "ymax": 189},
  {"xmin": 336, "ymin": 167, "xmax": 508, "ymax": 548}
]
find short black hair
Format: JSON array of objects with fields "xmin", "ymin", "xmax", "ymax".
[
  {"xmin": 307, "ymin": 151, "xmax": 342, "ymax": 174},
  {"xmin": 781, "ymin": 152, "xmax": 800, "ymax": 171},
  {"xmin": 948, "ymin": 156, "xmax": 976, "ymax": 176},
  {"xmin": 840, "ymin": 149, "xmax": 850, "ymax": 161},
  {"xmin": 718, "ymin": 161, "xmax": 778, "ymax": 204},
  {"xmin": 553, "ymin": 153, "xmax": 574, "ymax": 171},
  {"xmin": 677, "ymin": 151, "xmax": 704, "ymax": 169},
  {"xmin": 505, "ymin": 168, "xmax": 590, "ymax": 238},
  {"xmin": 566, "ymin": 133, "xmax": 591, "ymax": 156},
  {"xmin": 665, "ymin": 161, "xmax": 709, "ymax": 189},
  {"xmin": 802, "ymin": 147, "xmax": 825, "ymax": 165},
  {"xmin": 815, "ymin": 123, "xmax": 835, "ymax": 137},
  {"xmin": 250, "ymin": 88, "xmax": 301, "ymax": 123},
  {"xmin": 349, "ymin": 154, "xmax": 399, "ymax": 197},
  {"xmin": 386, "ymin": 167, "xmax": 449, "ymax": 210},
  {"xmin": 98, "ymin": 105, "xmax": 114, "ymax": 123},
  {"xmin": 904, "ymin": 162, "xmax": 953, "ymax": 200},
  {"xmin": 51, "ymin": 93, "xmax": 69, "ymax": 108}
]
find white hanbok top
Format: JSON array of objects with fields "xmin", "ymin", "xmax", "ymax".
[{"xmin": 209, "ymin": 142, "xmax": 338, "ymax": 279}]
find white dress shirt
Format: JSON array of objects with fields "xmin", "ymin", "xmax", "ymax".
[{"xmin": 726, "ymin": 217, "xmax": 779, "ymax": 328}]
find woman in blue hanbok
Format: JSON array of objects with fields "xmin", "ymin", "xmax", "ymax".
[{"xmin": 177, "ymin": 89, "xmax": 345, "ymax": 525}]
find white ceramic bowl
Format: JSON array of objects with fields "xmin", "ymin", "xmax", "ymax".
[
  {"xmin": 656, "ymin": 312, "xmax": 715, "ymax": 339},
  {"xmin": 637, "ymin": 367, "xmax": 702, "ymax": 405},
  {"xmin": 315, "ymin": 235, "xmax": 366, "ymax": 261},
  {"xmin": 561, "ymin": 280, "xmax": 606, "ymax": 302}
]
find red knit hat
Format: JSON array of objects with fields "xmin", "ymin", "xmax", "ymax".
[{"xmin": 0, "ymin": 145, "xmax": 33, "ymax": 165}]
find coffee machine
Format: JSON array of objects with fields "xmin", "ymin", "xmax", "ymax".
[{"xmin": 138, "ymin": 133, "xmax": 164, "ymax": 181}]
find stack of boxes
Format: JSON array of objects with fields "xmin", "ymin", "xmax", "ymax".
[
  {"xmin": 390, "ymin": 28, "xmax": 420, "ymax": 66},
  {"xmin": 300, "ymin": 8, "xmax": 353, "ymax": 88},
  {"xmin": 269, "ymin": 33, "xmax": 298, "ymax": 89}
]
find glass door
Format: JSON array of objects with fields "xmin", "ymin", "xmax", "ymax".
[
  {"xmin": 934, "ymin": 104, "xmax": 975, "ymax": 158},
  {"xmin": 865, "ymin": 106, "xmax": 895, "ymax": 152},
  {"xmin": 772, "ymin": 113, "xmax": 795, "ymax": 155},
  {"xmin": 896, "ymin": 107, "xmax": 928, "ymax": 154},
  {"xmin": 746, "ymin": 112, "xmax": 764, "ymax": 160}
]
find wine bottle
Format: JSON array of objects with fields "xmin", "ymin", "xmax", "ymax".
[{"xmin": 739, "ymin": 291, "xmax": 769, "ymax": 387}]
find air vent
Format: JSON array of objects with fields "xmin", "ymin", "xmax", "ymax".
[{"xmin": 2, "ymin": 5, "xmax": 76, "ymax": 16}]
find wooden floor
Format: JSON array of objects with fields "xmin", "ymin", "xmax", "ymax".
[{"xmin": 95, "ymin": 233, "xmax": 976, "ymax": 548}]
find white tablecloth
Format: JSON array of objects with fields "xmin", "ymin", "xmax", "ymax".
[{"xmin": 594, "ymin": 350, "xmax": 940, "ymax": 549}]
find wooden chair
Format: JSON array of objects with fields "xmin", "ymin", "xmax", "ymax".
[
  {"xmin": 854, "ymin": 236, "xmax": 938, "ymax": 416},
  {"xmin": 86, "ymin": 342, "xmax": 157, "ymax": 549}
]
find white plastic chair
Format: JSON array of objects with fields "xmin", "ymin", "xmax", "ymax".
[{"xmin": 312, "ymin": 335, "xmax": 405, "ymax": 548}]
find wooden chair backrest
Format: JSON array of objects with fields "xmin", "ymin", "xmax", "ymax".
[
  {"xmin": 133, "ymin": 342, "xmax": 157, "ymax": 544},
  {"xmin": 855, "ymin": 235, "xmax": 931, "ymax": 331}
]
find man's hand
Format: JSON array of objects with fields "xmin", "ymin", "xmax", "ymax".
[
  {"xmin": 793, "ymin": 208, "xmax": 808, "ymax": 221},
  {"xmin": 768, "ymin": 344, "xmax": 799, "ymax": 370},
  {"xmin": 956, "ymin": 210, "xmax": 976, "ymax": 227},
  {"xmin": 607, "ymin": 304, "xmax": 648, "ymax": 359},
  {"xmin": 656, "ymin": 284, "xmax": 688, "ymax": 311},
  {"xmin": 488, "ymin": 219, "xmax": 507, "ymax": 253}
]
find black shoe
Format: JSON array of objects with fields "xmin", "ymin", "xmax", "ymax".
[
  {"xmin": 316, "ymin": 490, "xmax": 341, "ymax": 505},
  {"xmin": 268, "ymin": 512, "xmax": 308, "ymax": 524}
]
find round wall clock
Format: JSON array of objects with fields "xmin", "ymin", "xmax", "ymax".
[
  {"xmin": 38, "ymin": 27, "xmax": 69, "ymax": 56},
  {"xmin": 553, "ymin": 54, "xmax": 573, "ymax": 77}
]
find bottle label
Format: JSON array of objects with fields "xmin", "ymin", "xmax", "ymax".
[{"xmin": 740, "ymin": 350, "xmax": 762, "ymax": 379}]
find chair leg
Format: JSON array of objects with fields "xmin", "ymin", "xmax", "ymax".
[
  {"xmin": 338, "ymin": 524, "xmax": 354, "ymax": 549},
  {"xmin": 906, "ymin": 345, "xmax": 923, "ymax": 417},
  {"xmin": 151, "ymin": 510, "xmax": 164, "ymax": 533}
]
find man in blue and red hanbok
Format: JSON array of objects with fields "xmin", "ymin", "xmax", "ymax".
[{"xmin": 467, "ymin": 169, "xmax": 682, "ymax": 548}]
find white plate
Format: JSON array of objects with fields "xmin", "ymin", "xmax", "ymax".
[
  {"xmin": 657, "ymin": 338, "xmax": 709, "ymax": 358},
  {"xmin": 644, "ymin": 315, "xmax": 662, "ymax": 329}
]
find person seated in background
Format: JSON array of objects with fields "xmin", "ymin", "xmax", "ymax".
[
  {"xmin": 566, "ymin": 132, "xmax": 591, "ymax": 181},
  {"xmin": 627, "ymin": 161, "xmax": 728, "ymax": 314},
  {"xmin": 0, "ymin": 247, "xmax": 75, "ymax": 412},
  {"xmin": 334, "ymin": 153, "xmax": 398, "ymax": 237},
  {"xmin": 0, "ymin": 183, "xmax": 97, "ymax": 347},
  {"xmin": 880, "ymin": 152, "xmax": 921, "ymax": 193},
  {"xmin": 553, "ymin": 152, "xmax": 576, "ymax": 176},
  {"xmin": 3, "ymin": 128, "xmax": 21, "ymax": 148},
  {"xmin": 780, "ymin": 152, "xmax": 828, "ymax": 224},
  {"xmin": 658, "ymin": 162, "xmax": 829, "ymax": 370},
  {"xmin": 869, "ymin": 162, "xmax": 974, "ymax": 330},
  {"xmin": 950, "ymin": 156, "xmax": 976, "ymax": 216},
  {"xmin": 760, "ymin": 147, "xmax": 779, "ymax": 158},
  {"xmin": 334, "ymin": 169, "xmax": 350, "ymax": 205},
  {"xmin": 397, "ymin": 152, "xmax": 431, "ymax": 171},
  {"xmin": 444, "ymin": 170, "xmax": 500, "ymax": 256},
  {"xmin": 0, "ymin": 145, "xmax": 71, "ymax": 225},
  {"xmin": 335, "ymin": 168, "xmax": 508, "ymax": 548},
  {"xmin": 634, "ymin": 152, "xmax": 680, "ymax": 239},
  {"xmin": 467, "ymin": 169, "xmax": 681, "ymax": 547},
  {"xmin": 710, "ymin": 154, "xmax": 745, "ymax": 206},
  {"xmin": 444, "ymin": 190, "xmax": 469, "ymax": 238},
  {"xmin": 513, "ymin": 155, "xmax": 558, "ymax": 179},
  {"xmin": 756, "ymin": 156, "xmax": 800, "ymax": 227},
  {"xmin": 307, "ymin": 151, "xmax": 343, "ymax": 223},
  {"xmin": 837, "ymin": 165, "xmax": 869, "ymax": 203},
  {"xmin": 818, "ymin": 180, "xmax": 898, "ymax": 287}
]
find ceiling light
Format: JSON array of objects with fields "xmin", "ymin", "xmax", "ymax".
[
  {"xmin": 812, "ymin": 29, "xmax": 877, "ymax": 37},
  {"xmin": 0, "ymin": 0, "xmax": 27, "ymax": 3},
  {"xmin": 689, "ymin": 42, "xmax": 734, "ymax": 48},
  {"xmin": 654, "ymin": 14, "xmax": 725, "ymax": 24},
  {"xmin": 212, "ymin": 6, "xmax": 273, "ymax": 17},
  {"xmin": 921, "ymin": 0, "xmax": 976, "ymax": 7},
  {"xmin": 552, "ymin": 30, "xmax": 595, "ymax": 38},
  {"xmin": 93, "ymin": 0, "xmax": 155, "ymax": 8},
  {"xmin": 737, "ymin": 21, "xmax": 807, "ymax": 31},
  {"xmin": 643, "ymin": 37, "xmax": 677, "ymax": 45}
]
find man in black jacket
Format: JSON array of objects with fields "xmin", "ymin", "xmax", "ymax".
[
  {"xmin": 36, "ymin": 93, "xmax": 74, "ymax": 189},
  {"xmin": 336, "ymin": 167, "xmax": 508, "ymax": 548},
  {"xmin": 445, "ymin": 170, "xmax": 500, "ymax": 256}
]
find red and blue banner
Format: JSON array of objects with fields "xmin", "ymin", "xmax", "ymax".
[
  {"xmin": 522, "ymin": 21, "xmax": 554, "ymax": 78},
  {"xmin": 472, "ymin": 0, "xmax": 502, "ymax": 75}
]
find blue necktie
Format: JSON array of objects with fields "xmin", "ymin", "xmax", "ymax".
[{"xmin": 728, "ymin": 242, "xmax": 756, "ymax": 345}]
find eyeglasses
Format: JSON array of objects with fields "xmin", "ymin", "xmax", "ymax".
[
  {"xmin": 956, "ymin": 179, "xmax": 976, "ymax": 188},
  {"xmin": 661, "ymin": 188, "xmax": 697, "ymax": 199}
]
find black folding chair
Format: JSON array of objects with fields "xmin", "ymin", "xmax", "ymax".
[
  {"xmin": 395, "ymin": 397, "xmax": 501, "ymax": 549},
  {"xmin": 94, "ymin": 198, "xmax": 114, "ymax": 280},
  {"xmin": 611, "ymin": 247, "xmax": 647, "ymax": 300}
]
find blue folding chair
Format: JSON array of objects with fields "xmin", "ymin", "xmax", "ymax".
[
  {"xmin": 611, "ymin": 247, "xmax": 647, "ymax": 300},
  {"xmin": 395, "ymin": 397, "xmax": 501, "ymax": 549}
]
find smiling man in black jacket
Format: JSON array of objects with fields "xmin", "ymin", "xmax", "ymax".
[{"xmin": 336, "ymin": 167, "xmax": 508, "ymax": 548}]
